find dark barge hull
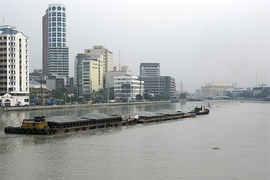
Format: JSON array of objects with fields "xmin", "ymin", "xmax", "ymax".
[{"xmin": 4, "ymin": 112, "xmax": 196, "ymax": 135}]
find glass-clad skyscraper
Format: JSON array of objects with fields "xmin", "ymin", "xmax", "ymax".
[{"xmin": 42, "ymin": 4, "xmax": 69, "ymax": 79}]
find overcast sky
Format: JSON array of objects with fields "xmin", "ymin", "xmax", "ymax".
[{"xmin": 1, "ymin": 0, "xmax": 269, "ymax": 92}]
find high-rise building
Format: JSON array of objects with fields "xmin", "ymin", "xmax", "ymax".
[
  {"xmin": 86, "ymin": 45, "xmax": 113, "ymax": 73},
  {"xmin": 42, "ymin": 4, "xmax": 69, "ymax": 81},
  {"xmin": 140, "ymin": 63, "xmax": 160, "ymax": 77},
  {"xmin": 85, "ymin": 46, "xmax": 113, "ymax": 88},
  {"xmin": 0, "ymin": 26, "xmax": 29, "ymax": 106},
  {"xmin": 74, "ymin": 53, "xmax": 104, "ymax": 100}
]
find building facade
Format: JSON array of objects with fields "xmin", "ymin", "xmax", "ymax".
[
  {"xmin": 74, "ymin": 53, "xmax": 104, "ymax": 99},
  {"xmin": 42, "ymin": 4, "xmax": 69, "ymax": 81},
  {"xmin": 0, "ymin": 26, "xmax": 29, "ymax": 106},
  {"xmin": 114, "ymin": 76, "xmax": 144, "ymax": 101},
  {"xmin": 140, "ymin": 76, "xmax": 175, "ymax": 97},
  {"xmin": 85, "ymin": 46, "xmax": 113, "ymax": 88},
  {"xmin": 85, "ymin": 46, "xmax": 113, "ymax": 73},
  {"xmin": 201, "ymin": 83, "xmax": 234, "ymax": 97},
  {"xmin": 140, "ymin": 63, "xmax": 160, "ymax": 77}
]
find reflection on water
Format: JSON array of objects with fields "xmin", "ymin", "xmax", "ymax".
[{"xmin": 1, "ymin": 101, "xmax": 269, "ymax": 180}]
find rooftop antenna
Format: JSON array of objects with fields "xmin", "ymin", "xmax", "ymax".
[
  {"xmin": 255, "ymin": 75, "xmax": 257, "ymax": 87},
  {"xmin": 2, "ymin": 17, "xmax": 5, "ymax": 25}
]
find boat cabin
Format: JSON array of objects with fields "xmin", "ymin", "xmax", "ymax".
[{"xmin": 21, "ymin": 116, "xmax": 48, "ymax": 129}]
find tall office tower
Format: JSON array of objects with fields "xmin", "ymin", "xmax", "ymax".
[
  {"xmin": 0, "ymin": 26, "xmax": 29, "ymax": 107},
  {"xmin": 42, "ymin": 4, "xmax": 69, "ymax": 81},
  {"xmin": 140, "ymin": 63, "xmax": 160, "ymax": 77}
]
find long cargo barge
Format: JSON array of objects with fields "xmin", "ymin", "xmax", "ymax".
[{"xmin": 4, "ymin": 110, "xmax": 197, "ymax": 135}]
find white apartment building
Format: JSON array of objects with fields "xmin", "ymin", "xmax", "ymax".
[
  {"xmin": 114, "ymin": 76, "xmax": 144, "ymax": 101},
  {"xmin": 0, "ymin": 26, "xmax": 29, "ymax": 106}
]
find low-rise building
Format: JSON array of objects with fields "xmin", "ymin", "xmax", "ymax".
[
  {"xmin": 201, "ymin": 83, "xmax": 234, "ymax": 97},
  {"xmin": 114, "ymin": 76, "xmax": 144, "ymax": 101}
]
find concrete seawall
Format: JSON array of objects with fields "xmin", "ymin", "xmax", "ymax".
[{"xmin": 0, "ymin": 101, "xmax": 171, "ymax": 111}]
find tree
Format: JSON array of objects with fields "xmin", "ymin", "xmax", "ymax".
[
  {"xmin": 143, "ymin": 93, "xmax": 153, "ymax": 101},
  {"xmin": 136, "ymin": 94, "xmax": 143, "ymax": 101},
  {"xmin": 51, "ymin": 87, "xmax": 70, "ymax": 103},
  {"xmin": 179, "ymin": 93, "xmax": 186, "ymax": 99}
]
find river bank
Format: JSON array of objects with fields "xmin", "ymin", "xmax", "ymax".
[{"xmin": 0, "ymin": 101, "xmax": 171, "ymax": 111}]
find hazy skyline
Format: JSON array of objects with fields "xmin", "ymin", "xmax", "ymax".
[{"xmin": 1, "ymin": 0, "xmax": 269, "ymax": 92}]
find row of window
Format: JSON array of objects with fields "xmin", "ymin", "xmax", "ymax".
[
  {"xmin": 49, "ymin": 22, "xmax": 66, "ymax": 27},
  {"xmin": 0, "ymin": 36, "xmax": 15, "ymax": 40},
  {"xmin": 0, "ymin": 37, "xmax": 28, "ymax": 43},
  {"xmin": 49, "ymin": 5, "xmax": 66, "ymax": 12},
  {"xmin": 50, "ymin": 43, "xmax": 66, "ymax": 47},
  {"xmin": 49, "ymin": 17, "xmax": 66, "ymax": 22},
  {"xmin": 49, "ymin": 12, "xmax": 66, "ymax": 17},
  {"xmin": 49, "ymin": 38, "xmax": 66, "ymax": 42},
  {"xmin": 6, "ymin": 54, "xmax": 29, "ymax": 59},
  {"xmin": 49, "ymin": 27, "xmax": 66, "ymax": 32},
  {"xmin": 50, "ymin": 33, "xmax": 66, "ymax": 38},
  {"xmin": 0, "ymin": 71, "xmax": 28, "ymax": 74}
]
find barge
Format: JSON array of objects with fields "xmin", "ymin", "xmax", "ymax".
[{"xmin": 4, "ymin": 111, "xmax": 197, "ymax": 135}]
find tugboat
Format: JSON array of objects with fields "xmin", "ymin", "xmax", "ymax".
[
  {"xmin": 190, "ymin": 106, "xmax": 210, "ymax": 115},
  {"xmin": 4, "ymin": 116, "xmax": 52, "ymax": 134}
]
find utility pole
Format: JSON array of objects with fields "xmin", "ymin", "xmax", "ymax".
[{"xmin": 107, "ymin": 82, "xmax": 109, "ymax": 103}]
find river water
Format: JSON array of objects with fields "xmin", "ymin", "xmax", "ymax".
[{"xmin": 0, "ymin": 101, "xmax": 269, "ymax": 180}]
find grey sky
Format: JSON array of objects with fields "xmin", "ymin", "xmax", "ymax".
[{"xmin": 1, "ymin": 0, "xmax": 269, "ymax": 92}]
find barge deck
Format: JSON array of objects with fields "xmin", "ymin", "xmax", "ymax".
[{"xmin": 4, "ymin": 110, "xmax": 197, "ymax": 135}]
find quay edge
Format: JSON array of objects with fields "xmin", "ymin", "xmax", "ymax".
[{"xmin": 0, "ymin": 101, "xmax": 171, "ymax": 112}]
